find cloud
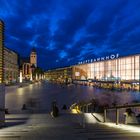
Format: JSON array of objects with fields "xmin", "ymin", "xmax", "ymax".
[
  {"xmin": 59, "ymin": 50, "xmax": 67, "ymax": 59},
  {"xmin": 0, "ymin": 0, "xmax": 140, "ymax": 70}
]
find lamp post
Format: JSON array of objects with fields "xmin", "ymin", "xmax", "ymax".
[
  {"xmin": 30, "ymin": 73, "xmax": 33, "ymax": 81},
  {"xmin": 20, "ymin": 71, "xmax": 23, "ymax": 83},
  {"xmin": 36, "ymin": 73, "xmax": 38, "ymax": 81},
  {"xmin": 42, "ymin": 75, "xmax": 44, "ymax": 80},
  {"xmin": 39, "ymin": 74, "xmax": 42, "ymax": 80}
]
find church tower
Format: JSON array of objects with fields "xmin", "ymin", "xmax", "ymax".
[{"xmin": 30, "ymin": 48, "xmax": 37, "ymax": 67}]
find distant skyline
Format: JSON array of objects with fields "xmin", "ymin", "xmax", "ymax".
[{"xmin": 0, "ymin": 0, "xmax": 140, "ymax": 70}]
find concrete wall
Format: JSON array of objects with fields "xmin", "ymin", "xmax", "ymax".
[{"xmin": 0, "ymin": 84, "xmax": 5, "ymax": 126}]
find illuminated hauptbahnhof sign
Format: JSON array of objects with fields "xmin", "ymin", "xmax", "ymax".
[
  {"xmin": 74, "ymin": 53, "xmax": 140, "ymax": 83},
  {"xmin": 78, "ymin": 53, "xmax": 119, "ymax": 65}
]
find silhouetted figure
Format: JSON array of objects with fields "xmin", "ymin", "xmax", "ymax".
[
  {"xmin": 62, "ymin": 104, "xmax": 67, "ymax": 110},
  {"xmin": 5, "ymin": 108, "xmax": 9, "ymax": 114},
  {"xmin": 22, "ymin": 104, "xmax": 27, "ymax": 110},
  {"xmin": 124, "ymin": 108, "xmax": 138, "ymax": 124},
  {"xmin": 51, "ymin": 101, "xmax": 59, "ymax": 117},
  {"xmin": 125, "ymin": 108, "xmax": 133, "ymax": 116},
  {"xmin": 53, "ymin": 105, "xmax": 59, "ymax": 117}
]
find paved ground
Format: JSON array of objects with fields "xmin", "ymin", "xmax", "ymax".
[
  {"xmin": 2, "ymin": 81, "xmax": 140, "ymax": 139},
  {"xmin": 5, "ymin": 81, "xmax": 140, "ymax": 114},
  {"xmin": 0, "ymin": 111, "xmax": 140, "ymax": 140}
]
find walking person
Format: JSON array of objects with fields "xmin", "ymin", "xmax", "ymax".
[{"xmin": 51, "ymin": 101, "xmax": 59, "ymax": 117}]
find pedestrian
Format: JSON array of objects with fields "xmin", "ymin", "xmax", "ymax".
[
  {"xmin": 62, "ymin": 104, "xmax": 67, "ymax": 110},
  {"xmin": 5, "ymin": 108, "xmax": 9, "ymax": 114},
  {"xmin": 22, "ymin": 104, "xmax": 27, "ymax": 110},
  {"xmin": 124, "ymin": 108, "xmax": 138, "ymax": 124},
  {"xmin": 51, "ymin": 101, "xmax": 59, "ymax": 117}
]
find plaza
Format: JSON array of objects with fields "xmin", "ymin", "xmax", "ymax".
[{"xmin": 1, "ymin": 82, "xmax": 140, "ymax": 139}]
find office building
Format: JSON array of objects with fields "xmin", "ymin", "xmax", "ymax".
[
  {"xmin": 45, "ymin": 67, "xmax": 72, "ymax": 84},
  {"xmin": 4, "ymin": 47, "xmax": 19, "ymax": 84}
]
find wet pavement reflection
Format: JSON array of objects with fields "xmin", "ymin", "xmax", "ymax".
[{"xmin": 5, "ymin": 81, "xmax": 140, "ymax": 114}]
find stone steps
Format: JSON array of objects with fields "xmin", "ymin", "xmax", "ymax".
[{"xmin": 0, "ymin": 113, "xmax": 140, "ymax": 140}]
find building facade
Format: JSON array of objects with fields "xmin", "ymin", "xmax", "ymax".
[
  {"xmin": 45, "ymin": 67, "xmax": 72, "ymax": 84},
  {"xmin": 30, "ymin": 48, "xmax": 37, "ymax": 67},
  {"xmin": 21, "ymin": 48, "xmax": 37, "ymax": 80},
  {"xmin": 22, "ymin": 62, "xmax": 31, "ymax": 80},
  {"xmin": 0, "ymin": 20, "xmax": 5, "ymax": 126},
  {"xmin": 0, "ymin": 20, "xmax": 4, "ymax": 83},
  {"xmin": 73, "ymin": 54, "xmax": 140, "ymax": 90},
  {"xmin": 4, "ymin": 47, "xmax": 19, "ymax": 84},
  {"xmin": 45, "ymin": 54, "xmax": 140, "ymax": 90}
]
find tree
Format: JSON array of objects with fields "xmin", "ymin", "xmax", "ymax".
[{"xmin": 33, "ymin": 67, "xmax": 44, "ymax": 80}]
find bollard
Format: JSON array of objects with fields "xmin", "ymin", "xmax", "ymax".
[
  {"xmin": 79, "ymin": 106, "xmax": 83, "ymax": 126},
  {"xmin": 86, "ymin": 105, "xmax": 88, "ymax": 113},
  {"xmin": 116, "ymin": 108, "xmax": 119, "ymax": 125},
  {"xmin": 104, "ymin": 109, "xmax": 106, "ymax": 123},
  {"xmin": 80, "ymin": 106, "xmax": 85, "ymax": 128}
]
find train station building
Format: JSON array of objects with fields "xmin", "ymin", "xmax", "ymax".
[
  {"xmin": 46, "ymin": 53, "xmax": 140, "ymax": 91},
  {"xmin": 72, "ymin": 54, "xmax": 140, "ymax": 90}
]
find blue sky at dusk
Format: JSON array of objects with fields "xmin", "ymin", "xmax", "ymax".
[{"xmin": 0, "ymin": 0, "xmax": 140, "ymax": 70}]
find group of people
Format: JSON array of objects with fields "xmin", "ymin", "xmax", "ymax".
[{"xmin": 21, "ymin": 101, "xmax": 67, "ymax": 118}]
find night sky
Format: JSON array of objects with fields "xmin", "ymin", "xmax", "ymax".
[{"xmin": 0, "ymin": 0, "xmax": 140, "ymax": 70}]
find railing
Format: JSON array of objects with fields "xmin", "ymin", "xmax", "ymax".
[
  {"xmin": 71, "ymin": 102, "xmax": 140, "ymax": 125},
  {"xmin": 70, "ymin": 102, "xmax": 93, "ymax": 128},
  {"xmin": 104, "ymin": 103, "xmax": 140, "ymax": 125},
  {"xmin": 70, "ymin": 102, "xmax": 93, "ymax": 113}
]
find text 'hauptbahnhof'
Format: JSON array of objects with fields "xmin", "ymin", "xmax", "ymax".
[{"xmin": 45, "ymin": 54, "xmax": 140, "ymax": 91}]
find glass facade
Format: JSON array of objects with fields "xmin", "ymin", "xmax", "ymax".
[
  {"xmin": 73, "ymin": 55, "xmax": 140, "ymax": 81},
  {"xmin": 45, "ymin": 54, "xmax": 140, "ymax": 90}
]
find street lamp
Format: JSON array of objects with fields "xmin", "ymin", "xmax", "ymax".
[
  {"xmin": 36, "ymin": 73, "xmax": 38, "ymax": 81},
  {"xmin": 20, "ymin": 71, "xmax": 23, "ymax": 83},
  {"xmin": 30, "ymin": 73, "xmax": 33, "ymax": 81}
]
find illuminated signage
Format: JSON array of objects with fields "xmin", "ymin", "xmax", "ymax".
[{"xmin": 78, "ymin": 53, "xmax": 119, "ymax": 65}]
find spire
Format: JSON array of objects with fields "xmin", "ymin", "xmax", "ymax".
[
  {"xmin": 31, "ymin": 47, "xmax": 36, "ymax": 53},
  {"xmin": 0, "ymin": 19, "xmax": 4, "ymax": 24},
  {"xmin": 30, "ymin": 47, "xmax": 37, "ymax": 67}
]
